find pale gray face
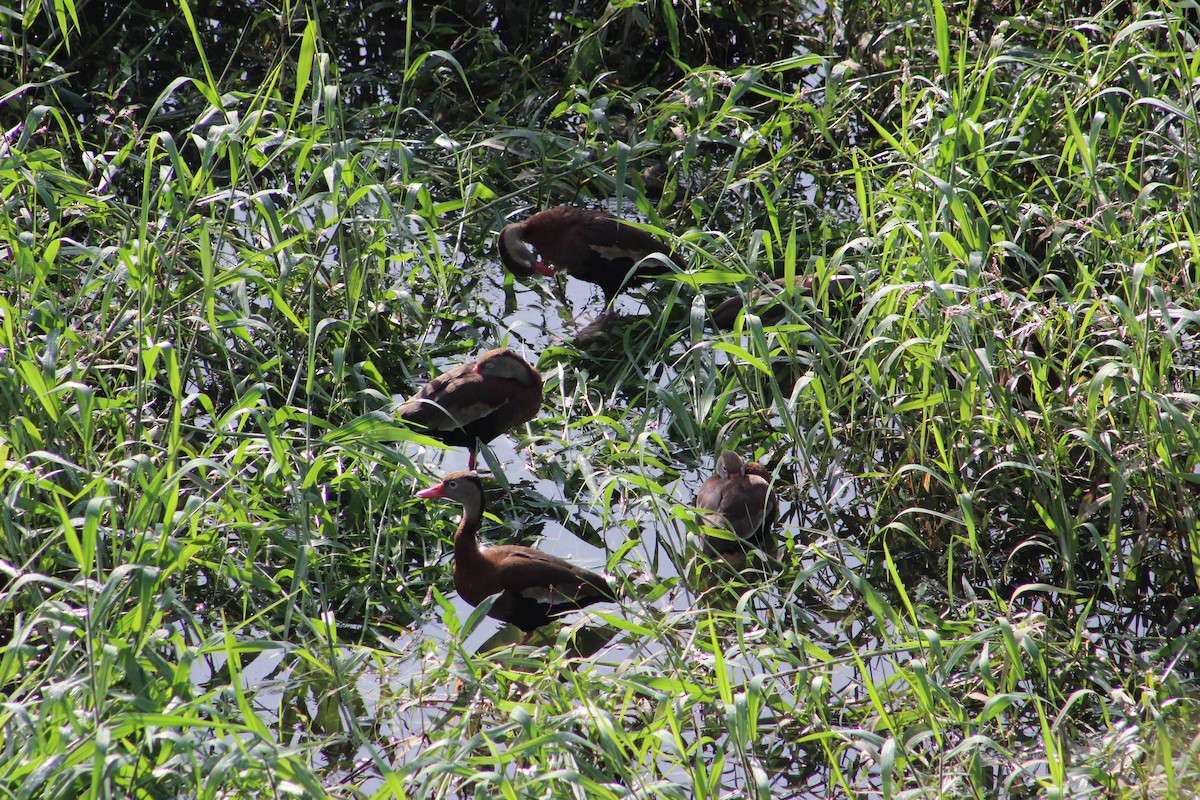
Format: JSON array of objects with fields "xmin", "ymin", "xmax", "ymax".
[
  {"xmin": 476, "ymin": 350, "xmax": 538, "ymax": 385},
  {"xmin": 716, "ymin": 451, "xmax": 745, "ymax": 480},
  {"xmin": 498, "ymin": 224, "xmax": 537, "ymax": 275},
  {"xmin": 421, "ymin": 471, "xmax": 483, "ymax": 505}
]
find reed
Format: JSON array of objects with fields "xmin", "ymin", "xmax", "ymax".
[{"xmin": 1, "ymin": 1, "xmax": 1198, "ymax": 797}]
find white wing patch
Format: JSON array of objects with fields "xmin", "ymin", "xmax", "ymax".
[
  {"xmin": 411, "ymin": 397, "xmax": 504, "ymax": 428},
  {"xmin": 589, "ymin": 243, "xmax": 648, "ymax": 261},
  {"xmin": 520, "ymin": 584, "xmax": 583, "ymax": 606},
  {"xmin": 441, "ymin": 400, "xmax": 502, "ymax": 426}
]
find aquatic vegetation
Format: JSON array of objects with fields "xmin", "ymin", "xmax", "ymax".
[{"xmin": 2, "ymin": 1, "xmax": 1199, "ymax": 797}]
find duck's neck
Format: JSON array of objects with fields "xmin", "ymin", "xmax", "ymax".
[{"xmin": 454, "ymin": 496, "xmax": 485, "ymax": 563}]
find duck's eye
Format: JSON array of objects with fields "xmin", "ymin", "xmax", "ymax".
[{"xmin": 447, "ymin": 480, "xmax": 457, "ymax": 489}]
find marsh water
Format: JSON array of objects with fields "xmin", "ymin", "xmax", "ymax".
[{"xmin": 11, "ymin": 1, "xmax": 1200, "ymax": 797}]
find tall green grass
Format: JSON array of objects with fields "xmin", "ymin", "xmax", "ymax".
[{"xmin": 2, "ymin": 0, "xmax": 1199, "ymax": 797}]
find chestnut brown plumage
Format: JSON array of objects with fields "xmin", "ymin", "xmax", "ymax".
[
  {"xmin": 418, "ymin": 471, "xmax": 615, "ymax": 633},
  {"xmin": 498, "ymin": 206, "xmax": 673, "ymax": 306},
  {"xmin": 395, "ymin": 349, "xmax": 542, "ymax": 470},
  {"xmin": 711, "ymin": 277, "xmax": 809, "ymax": 330},
  {"xmin": 710, "ymin": 273, "xmax": 862, "ymax": 330},
  {"xmin": 696, "ymin": 451, "xmax": 779, "ymax": 566}
]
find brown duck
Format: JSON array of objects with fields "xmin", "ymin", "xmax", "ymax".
[
  {"xmin": 418, "ymin": 471, "xmax": 615, "ymax": 632},
  {"xmin": 696, "ymin": 451, "xmax": 780, "ymax": 566},
  {"xmin": 498, "ymin": 205, "xmax": 673, "ymax": 307},
  {"xmin": 711, "ymin": 277, "xmax": 810, "ymax": 330},
  {"xmin": 710, "ymin": 273, "xmax": 861, "ymax": 330},
  {"xmin": 395, "ymin": 348, "xmax": 541, "ymax": 470}
]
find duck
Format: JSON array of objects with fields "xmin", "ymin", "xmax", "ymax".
[
  {"xmin": 711, "ymin": 276, "xmax": 810, "ymax": 330},
  {"xmin": 695, "ymin": 451, "xmax": 780, "ymax": 566},
  {"xmin": 417, "ymin": 471, "xmax": 616, "ymax": 633},
  {"xmin": 710, "ymin": 272, "xmax": 862, "ymax": 330},
  {"xmin": 394, "ymin": 348, "xmax": 542, "ymax": 470},
  {"xmin": 497, "ymin": 205, "xmax": 673, "ymax": 308}
]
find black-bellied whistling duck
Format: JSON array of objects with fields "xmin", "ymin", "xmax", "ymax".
[
  {"xmin": 711, "ymin": 276, "xmax": 810, "ymax": 330},
  {"xmin": 1000, "ymin": 330, "xmax": 1064, "ymax": 410},
  {"xmin": 417, "ymin": 471, "xmax": 616, "ymax": 633},
  {"xmin": 395, "ymin": 348, "xmax": 542, "ymax": 470},
  {"xmin": 696, "ymin": 451, "xmax": 780, "ymax": 566},
  {"xmin": 710, "ymin": 273, "xmax": 862, "ymax": 330},
  {"xmin": 498, "ymin": 205, "xmax": 673, "ymax": 307}
]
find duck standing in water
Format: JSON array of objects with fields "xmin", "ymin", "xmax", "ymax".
[
  {"xmin": 498, "ymin": 205, "xmax": 673, "ymax": 310},
  {"xmin": 394, "ymin": 348, "xmax": 542, "ymax": 470},
  {"xmin": 695, "ymin": 451, "xmax": 780, "ymax": 568},
  {"xmin": 418, "ymin": 471, "xmax": 616, "ymax": 633}
]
